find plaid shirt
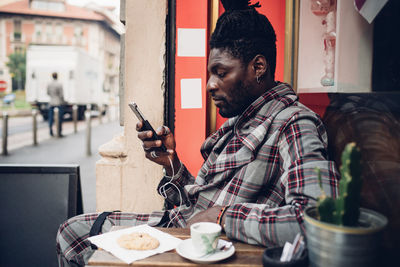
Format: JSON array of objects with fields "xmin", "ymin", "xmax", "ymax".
[
  {"xmin": 57, "ymin": 83, "xmax": 340, "ymax": 265},
  {"xmin": 156, "ymin": 82, "xmax": 339, "ymax": 246}
]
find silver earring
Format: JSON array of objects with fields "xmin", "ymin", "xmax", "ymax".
[{"xmin": 256, "ymin": 76, "xmax": 261, "ymax": 84}]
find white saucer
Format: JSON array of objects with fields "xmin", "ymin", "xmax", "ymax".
[{"xmin": 176, "ymin": 238, "xmax": 235, "ymax": 264}]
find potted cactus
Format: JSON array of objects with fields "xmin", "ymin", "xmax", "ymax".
[{"xmin": 304, "ymin": 142, "xmax": 388, "ymax": 267}]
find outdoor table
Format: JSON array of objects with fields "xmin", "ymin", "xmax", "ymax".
[{"xmin": 86, "ymin": 226, "xmax": 265, "ymax": 266}]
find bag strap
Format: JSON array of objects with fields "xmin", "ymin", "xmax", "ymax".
[
  {"xmin": 89, "ymin": 211, "xmax": 114, "ymax": 249},
  {"xmin": 89, "ymin": 211, "xmax": 114, "ymax": 237}
]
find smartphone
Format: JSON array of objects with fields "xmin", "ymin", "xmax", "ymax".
[{"xmin": 128, "ymin": 102, "xmax": 167, "ymax": 152}]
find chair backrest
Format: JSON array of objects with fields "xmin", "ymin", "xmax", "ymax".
[
  {"xmin": 0, "ymin": 164, "xmax": 83, "ymax": 267},
  {"xmin": 322, "ymin": 93, "xmax": 400, "ymax": 266}
]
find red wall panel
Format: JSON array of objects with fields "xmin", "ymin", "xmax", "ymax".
[
  {"xmin": 175, "ymin": 0, "xmax": 209, "ymax": 175},
  {"xmin": 175, "ymin": 0, "xmax": 286, "ymax": 175}
]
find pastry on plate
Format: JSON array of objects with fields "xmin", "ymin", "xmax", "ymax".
[{"xmin": 117, "ymin": 232, "xmax": 160, "ymax": 250}]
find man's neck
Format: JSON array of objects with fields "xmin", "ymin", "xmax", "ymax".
[{"xmin": 263, "ymin": 75, "xmax": 277, "ymax": 91}]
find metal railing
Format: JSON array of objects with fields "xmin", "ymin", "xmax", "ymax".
[
  {"xmin": 1, "ymin": 104, "xmax": 118, "ymax": 156},
  {"xmin": 32, "ymin": 109, "xmax": 38, "ymax": 146},
  {"xmin": 2, "ymin": 112, "xmax": 8, "ymax": 156}
]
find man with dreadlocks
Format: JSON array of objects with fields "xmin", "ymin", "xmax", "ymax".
[{"xmin": 56, "ymin": 1, "xmax": 339, "ymax": 266}]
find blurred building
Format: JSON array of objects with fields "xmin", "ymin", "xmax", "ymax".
[{"xmin": 0, "ymin": 0, "xmax": 122, "ymax": 96}]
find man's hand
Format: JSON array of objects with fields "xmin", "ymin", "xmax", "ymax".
[
  {"xmin": 186, "ymin": 206, "xmax": 226, "ymax": 229},
  {"xmin": 136, "ymin": 122, "xmax": 180, "ymax": 175}
]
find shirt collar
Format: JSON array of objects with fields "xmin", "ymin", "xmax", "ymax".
[{"xmin": 200, "ymin": 83, "xmax": 297, "ymax": 174}]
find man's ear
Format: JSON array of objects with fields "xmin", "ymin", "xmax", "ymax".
[{"xmin": 252, "ymin": 55, "xmax": 268, "ymax": 78}]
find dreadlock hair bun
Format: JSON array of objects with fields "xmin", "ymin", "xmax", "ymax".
[
  {"xmin": 210, "ymin": 0, "xmax": 277, "ymax": 79},
  {"xmin": 221, "ymin": 0, "xmax": 261, "ymax": 12}
]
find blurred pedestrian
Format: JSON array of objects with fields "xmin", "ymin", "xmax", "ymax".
[{"xmin": 47, "ymin": 72, "xmax": 64, "ymax": 137}]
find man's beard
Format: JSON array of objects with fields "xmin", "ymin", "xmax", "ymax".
[{"xmin": 218, "ymin": 81, "xmax": 255, "ymax": 118}]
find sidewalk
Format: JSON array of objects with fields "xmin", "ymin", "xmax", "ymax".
[
  {"xmin": 0, "ymin": 109, "xmax": 32, "ymax": 117},
  {"xmin": 0, "ymin": 117, "xmax": 124, "ymax": 213}
]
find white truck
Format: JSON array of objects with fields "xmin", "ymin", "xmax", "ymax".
[{"xmin": 25, "ymin": 45, "xmax": 106, "ymax": 120}]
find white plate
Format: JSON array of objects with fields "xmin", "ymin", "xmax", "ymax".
[{"xmin": 176, "ymin": 238, "xmax": 235, "ymax": 264}]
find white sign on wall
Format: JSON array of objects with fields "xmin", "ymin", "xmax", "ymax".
[
  {"xmin": 180, "ymin": 78, "xmax": 202, "ymax": 109},
  {"xmin": 177, "ymin": 28, "xmax": 206, "ymax": 57}
]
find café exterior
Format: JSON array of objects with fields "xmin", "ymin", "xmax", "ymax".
[{"xmin": 95, "ymin": 0, "xmax": 399, "ymax": 265}]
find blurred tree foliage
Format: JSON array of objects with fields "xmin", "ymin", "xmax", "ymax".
[{"xmin": 6, "ymin": 51, "xmax": 26, "ymax": 91}]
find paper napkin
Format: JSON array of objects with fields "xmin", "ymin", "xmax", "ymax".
[{"xmin": 88, "ymin": 224, "xmax": 182, "ymax": 264}]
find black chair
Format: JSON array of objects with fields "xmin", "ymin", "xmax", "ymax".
[{"xmin": 0, "ymin": 164, "xmax": 83, "ymax": 267}]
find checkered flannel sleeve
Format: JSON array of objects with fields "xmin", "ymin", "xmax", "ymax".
[{"xmin": 223, "ymin": 112, "xmax": 340, "ymax": 247}]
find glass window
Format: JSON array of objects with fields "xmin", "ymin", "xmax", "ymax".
[
  {"xmin": 48, "ymin": 2, "xmax": 65, "ymax": 12},
  {"xmin": 31, "ymin": 0, "xmax": 65, "ymax": 12},
  {"xmin": 45, "ymin": 22, "xmax": 53, "ymax": 43},
  {"xmin": 55, "ymin": 23, "xmax": 63, "ymax": 43},
  {"xmin": 34, "ymin": 21, "xmax": 42, "ymax": 42},
  {"xmin": 13, "ymin": 20, "xmax": 21, "ymax": 41},
  {"xmin": 74, "ymin": 25, "xmax": 83, "ymax": 45},
  {"xmin": 31, "ymin": 0, "xmax": 47, "ymax": 10},
  {"xmin": 14, "ymin": 46, "xmax": 23, "ymax": 53}
]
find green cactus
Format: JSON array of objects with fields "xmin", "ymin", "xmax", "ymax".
[
  {"xmin": 316, "ymin": 168, "xmax": 336, "ymax": 223},
  {"xmin": 315, "ymin": 142, "xmax": 362, "ymax": 226}
]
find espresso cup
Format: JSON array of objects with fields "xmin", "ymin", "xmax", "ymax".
[{"xmin": 190, "ymin": 222, "xmax": 222, "ymax": 255}]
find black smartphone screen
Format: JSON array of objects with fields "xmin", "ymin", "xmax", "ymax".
[{"xmin": 128, "ymin": 102, "xmax": 167, "ymax": 152}]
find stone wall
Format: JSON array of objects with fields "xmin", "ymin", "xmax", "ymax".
[{"xmin": 96, "ymin": 0, "xmax": 166, "ymax": 213}]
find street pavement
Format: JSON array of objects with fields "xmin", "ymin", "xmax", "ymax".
[{"xmin": 0, "ymin": 115, "xmax": 123, "ymax": 213}]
